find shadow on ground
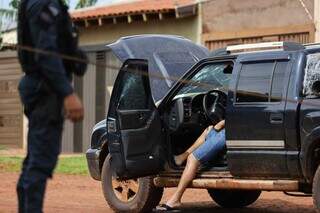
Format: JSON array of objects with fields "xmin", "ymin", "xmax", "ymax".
[{"xmin": 155, "ymin": 200, "xmax": 316, "ymax": 213}]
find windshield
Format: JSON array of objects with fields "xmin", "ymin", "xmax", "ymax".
[{"xmin": 177, "ymin": 62, "xmax": 233, "ymax": 95}]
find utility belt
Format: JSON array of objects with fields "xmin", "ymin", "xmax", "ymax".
[{"xmin": 22, "ymin": 48, "xmax": 87, "ymax": 77}]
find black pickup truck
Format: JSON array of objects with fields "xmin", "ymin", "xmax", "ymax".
[{"xmin": 86, "ymin": 35, "xmax": 320, "ymax": 212}]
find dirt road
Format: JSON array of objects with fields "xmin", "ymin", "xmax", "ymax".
[{"xmin": 0, "ymin": 172, "xmax": 316, "ymax": 213}]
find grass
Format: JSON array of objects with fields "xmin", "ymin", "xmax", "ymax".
[
  {"xmin": 0, "ymin": 145, "xmax": 7, "ymax": 150},
  {"xmin": 0, "ymin": 156, "xmax": 22, "ymax": 173},
  {"xmin": 55, "ymin": 155, "xmax": 89, "ymax": 175},
  {"xmin": 0, "ymin": 155, "xmax": 89, "ymax": 175}
]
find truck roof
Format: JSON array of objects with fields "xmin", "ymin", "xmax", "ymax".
[{"xmin": 210, "ymin": 42, "xmax": 320, "ymax": 58}]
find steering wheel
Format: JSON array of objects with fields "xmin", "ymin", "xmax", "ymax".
[{"xmin": 202, "ymin": 90, "xmax": 227, "ymax": 124}]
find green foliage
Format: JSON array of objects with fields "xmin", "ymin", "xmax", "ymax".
[
  {"xmin": 0, "ymin": 155, "xmax": 89, "ymax": 175},
  {"xmin": 9, "ymin": 0, "xmax": 20, "ymax": 10},
  {"xmin": 75, "ymin": 0, "xmax": 98, "ymax": 9}
]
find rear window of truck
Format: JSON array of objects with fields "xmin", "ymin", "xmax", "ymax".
[
  {"xmin": 236, "ymin": 60, "xmax": 288, "ymax": 103},
  {"xmin": 303, "ymin": 53, "xmax": 320, "ymax": 96}
]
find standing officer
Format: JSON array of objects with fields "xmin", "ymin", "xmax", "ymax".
[{"xmin": 16, "ymin": 0, "xmax": 87, "ymax": 212}]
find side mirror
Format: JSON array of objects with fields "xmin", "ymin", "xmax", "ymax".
[{"xmin": 312, "ymin": 81, "xmax": 320, "ymax": 96}]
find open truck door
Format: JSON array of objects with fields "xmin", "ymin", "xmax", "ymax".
[
  {"xmin": 106, "ymin": 35, "xmax": 209, "ymax": 179},
  {"xmin": 107, "ymin": 60, "xmax": 165, "ymax": 179}
]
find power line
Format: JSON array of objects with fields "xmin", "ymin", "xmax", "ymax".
[
  {"xmin": 3, "ymin": 42, "xmax": 221, "ymax": 91},
  {"xmin": 297, "ymin": 0, "xmax": 313, "ymax": 22}
]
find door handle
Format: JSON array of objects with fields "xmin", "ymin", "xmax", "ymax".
[
  {"xmin": 138, "ymin": 112, "xmax": 145, "ymax": 120},
  {"xmin": 270, "ymin": 113, "xmax": 283, "ymax": 124},
  {"xmin": 107, "ymin": 118, "xmax": 117, "ymax": 133}
]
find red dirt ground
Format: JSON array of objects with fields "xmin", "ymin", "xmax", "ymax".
[{"xmin": 0, "ymin": 172, "xmax": 316, "ymax": 213}]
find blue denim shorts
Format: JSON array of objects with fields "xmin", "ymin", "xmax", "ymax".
[{"xmin": 192, "ymin": 129, "xmax": 226, "ymax": 165}]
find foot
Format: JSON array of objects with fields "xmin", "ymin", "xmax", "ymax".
[
  {"xmin": 174, "ymin": 155, "xmax": 185, "ymax": 166},
  {"xmin": 155, "ymin": 203, "xmax": 181, "ymax": 212},
  {"xmin": 166, "ymin": 200, "xmax": 181, "ymax": 209}
]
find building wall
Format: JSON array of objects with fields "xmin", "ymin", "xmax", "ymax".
[
  {"xmin": 315, "ymin": 0, "xmax": 320, "ymax": 42},
  {"xmin": 0, "ymin": 51, "xmax": 23, "ymax": 148},
  {"xmin": 2, "ymin": 30, "xmax": 17, "ymax": 45},
  {"xmin": 60, "ymin": 50, "xmax": 122, "ymax": 153},
  {"xmin": 202, "ymin": 0, "xmax": 315, "ymax": 49},
  {"xmin": 202, "ymin": 0, "xmax": 314, "ymax": 33},
  {"xmin": 78, "ymin": 16, "xmax": 201, "ymax": 45}
]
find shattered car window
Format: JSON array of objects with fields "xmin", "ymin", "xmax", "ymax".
[
  {"xmin": 177, "ymin": 63, "xmax": 232, "ymax": 95},
  {"xmin": 303, "ymin": 53, "xmax": 320, "ymax": 96}
]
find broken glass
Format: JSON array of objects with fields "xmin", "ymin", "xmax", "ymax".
[{"xmin": 303, "ymin": 53, "xmax": 320, "ymax": 96}]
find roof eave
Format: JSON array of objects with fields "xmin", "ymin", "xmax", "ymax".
[{"xmin": 73, "ymin": 5, "xmax": 197, "ymax": 28}]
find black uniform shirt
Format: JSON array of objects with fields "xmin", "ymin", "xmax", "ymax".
[{"xmin": 26, "ymin": 0, "xmax": 73, "ymax": 98}]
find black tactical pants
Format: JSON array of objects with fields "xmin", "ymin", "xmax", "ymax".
[{"xmin": 17, "ymin": 75, "xmax": 64, "ymax": 213}]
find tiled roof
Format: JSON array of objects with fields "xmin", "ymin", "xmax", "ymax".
[{"xmin": 71, "ymin": 0, "xmax": 196, "ymax": 20}]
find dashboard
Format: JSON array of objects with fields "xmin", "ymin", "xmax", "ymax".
[{"xmin": 166, "ymin": 92, "xmax": 211, "ymax": 131}]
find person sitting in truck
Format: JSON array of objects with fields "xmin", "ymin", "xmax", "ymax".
[{"xmin": 157, "ymin": 120, "xmax": 226, "ymax": 211}]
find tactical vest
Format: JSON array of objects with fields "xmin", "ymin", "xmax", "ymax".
[{"xmin": 18, "ymin": 0, "xmax": 87, "ymax": 76}]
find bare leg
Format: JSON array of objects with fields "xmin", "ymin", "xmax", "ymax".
[
  {"xmin": 167, "ymin": 154, "xmax": 200, "ymax": 207},
  {"xmin": 174, "ymin": 127, "xmax": 211, "ymax": 166}
]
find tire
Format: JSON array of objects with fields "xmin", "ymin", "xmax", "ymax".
[
  {"xmin": 313, "ymin": 165, "xmax": 320, "ymax": 212},
  {"xmin": 101, "ymin": 155, "xmax": 163, "ymax": 212},
  {"xmin": 207, "ymin": 189, "xmax": 261, "ymax": 208}
]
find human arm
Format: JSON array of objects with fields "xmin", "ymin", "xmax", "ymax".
[
  {"xmin": 214, "ymin": 120, "xmax": 225, "ymax": 131},
  {"xmin": 27, "ymin": 0, "xmax": 83, "ymax": 122},
  {"xmin": 27, "ymin": 0, "xmax": 73, "ymax": 98}
]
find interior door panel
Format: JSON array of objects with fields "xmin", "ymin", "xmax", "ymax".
[{"xmin": 120, "ymin": 111, "xmax": 159, "ymax": 158}]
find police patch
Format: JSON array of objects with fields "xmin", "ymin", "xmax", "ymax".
[{"xmin": 39, "ymin": 3, "xmax": 60, "ymax": 25}]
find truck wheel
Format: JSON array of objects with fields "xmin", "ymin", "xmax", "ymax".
[
  {"xmin": 313, "ymin": 164, "xmax": 320, "ymax": 211},
  {"xmin": 101, "ymin": 155, "xmax": 163, "ymax": 212},
  {"xmin": 207, "ymin": 189, "xmax": 261, "ymax": 208}
]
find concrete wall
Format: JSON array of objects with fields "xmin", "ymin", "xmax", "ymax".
[
  {"xmin": 78, "ymin": 16, "xmax": 201, "ymax": 45},
  {"xmin": 0, "ymin": 51, "xmax": 23, "ymax": 148},
  {"xmin": 202, "ymin": 0, "xmax": 314, "ymax": 34},
  {"xmin": 2, "ymin": 30, "xmax": 17, "ymax": 45}
]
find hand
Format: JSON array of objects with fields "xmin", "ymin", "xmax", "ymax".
[{"xmin": 63, "ymin": 93, "xmax": 84, "ymax": 122}]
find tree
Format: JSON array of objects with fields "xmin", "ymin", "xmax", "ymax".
[
  {"xmin": 0, "ymin": 0, "xmax": 19, "ymax": 29},
  {"xmin": 75, "ymin": 0, "xmax": 98, "ymax": 9},
  {"xmin": 9, "ymin": 0, "xmax": 20, "ymax": 9}
]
